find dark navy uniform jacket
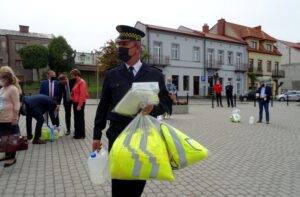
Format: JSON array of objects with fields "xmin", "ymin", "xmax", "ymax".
[
  {"xmin": 24, "ymin": 94, "xmax": 59, "ymax": 126},
  {"xmin": 93, "ymin": 63, "xmax": 170, "ymax": 140}
]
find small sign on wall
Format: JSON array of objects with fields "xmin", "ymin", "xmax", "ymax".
[{"xmin": 201, "ymin": 76, "xmax": 206, "ymax": 81}]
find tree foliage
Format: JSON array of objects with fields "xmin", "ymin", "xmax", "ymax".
[
  {"xmin": 247, "ymin": 72, "xmax": 258, "ymax": 90},
  {"xmin": 18, "ymin": 44, "xmax": 48, "ymax": 81},
  {"xmin": 48, "ymin": 36, "xmax": 75, "ymax": 73}
]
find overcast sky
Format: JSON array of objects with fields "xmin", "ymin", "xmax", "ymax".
[{"xmin": 1, "ymin": 0, "xmax": 299, "ymax": 52}]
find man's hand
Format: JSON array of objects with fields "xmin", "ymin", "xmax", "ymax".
[
  {"xmin": 76, "ymin": 105, "xmax": 81, "ymax": 111},
  {"xmin": 142, "ymin": 104, "xmax": 154, "ymax": 115},
  {"xmin": 56, "ymin": 105, "xmax": 60, "ymax": 112},
  {"xmin": 92, "ymin": 140, "xmax": 102, "ymax": 152},
  {"xmin": 11, "ymin": 119, "xmax": 18, "ymax": 126}
]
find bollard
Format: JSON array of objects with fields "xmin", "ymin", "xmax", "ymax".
[
  {"xmin": 186, "ymin": 92, "xmax": 189, "ymax": 104},
  {"xmin": 271, "ymin": 95, "xmax": 273, "ymax": 107},
  {"xmin": 287, "ymin": 95, "xmax": 289, "ymax": 106},
  {"xmin": 212, "ymin": 94, "xmax": 214, "ymax": 108},
  {"xmin": 234, "ymin": 94, "xmax": 237, "ymax": 107},
  {"xmin": 254, "ymin": 97, "xmax": 256, "ymax": 107}
]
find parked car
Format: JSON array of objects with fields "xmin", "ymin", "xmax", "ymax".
[
  {"xmin": 239, "ymin": 90, "xmax": 257, "ymax": 102},
  {"xmin": 276, "ymin": 91, "xmax": 300, "ymax": 101}
]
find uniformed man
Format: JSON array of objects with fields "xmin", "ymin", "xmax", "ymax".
[{"xmin": 92, "ymin": 25, "xmax": 170, "ymax": 197}]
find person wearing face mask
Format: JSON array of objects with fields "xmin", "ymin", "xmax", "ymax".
[
  {"xmin": 70, "ymin": 69, "xmax": 88, "ymax": 139},
  {"xmin": 256, "ymin": 80, "xmax": 272, "ymax": 124},
  {"xmin": 39, "ymin": 70, "xmax": 59, "ymax": 125},
  {"xmin": 92, "ymin": 25, "xmax": 170, "ymax": 197}
]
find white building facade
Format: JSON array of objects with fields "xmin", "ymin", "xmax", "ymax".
[{"xmin": 135, "ymin": 21, "xmax": 248, "ymax": 97}]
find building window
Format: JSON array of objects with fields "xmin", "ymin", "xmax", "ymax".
[
  {"xmin": 217, "ymin": 50, "xmax": 224, "ymax": 65},
  {"xmin": 183, "ymin": 75, "xmax": 189, "ymax": 91},
  {"xmin": 236, "ymin": 53, "xmax": 242, "ymax": 66},
  {"xmin": 15, "ymin": 60, "xmax": 23, "ymax": 68},
  {"xmin": 275, "ymin": 61, "xmax": 279, "ymax": 70},
  {"xmin": 171, "ymin": 44, "xmax": 180, "ymax": 60},
  {"xmin": 153, "ymin": 41, "xmax": 162, "ymax": 64},
  {"xmin": 227, "ymin": 51, "xmax": 233, "ymax": 65},
  {"xmin": 15, "ymin": 43, "xmax": 26, "ymax": 51},
  {"xmin": 266, "ymin": 44, "xmax": 272, "ymax": 51},
  {"xmin": 0, "ymin": 59, "xmax": 3, "ymax": 66},
  {"xmin": 193, "ymin": 47, "xmax": 200, "ymax": 62},
  {"xmin": 207, "ymin": 48, "xmax": 214, "ymax": 66},
  {"xmin": 0, "ymin": 40, "xmax": 6, "ymax": 49},
  {"xmin": 267, "ymin": 61, "xmax": 272, "ymax": 72},
  {"xmin": 249, "ymin": 58, "xmax": 254, "ymax": 72},
  {"xmin": 257, "ymin": 60, "xmax": 262, "ymax": 71},
  {"xmin": 251, "ymin": 41, "xmax": 257, "ymax": 49}
]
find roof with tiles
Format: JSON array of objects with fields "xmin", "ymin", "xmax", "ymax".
[
  {"xmin": 278, "ymin": 40, "xmax": 300, "ymax": 51},
  {"xmin": 227, "ymin": 22, "xmax": 276, "ymax": 42},
  {"xmin": 140, "ymin": 22, "xmax": 246, "ymax": 45},
  {"xmin": 0, "ymin": 29, "xmax": 53, "ymax": 39}
]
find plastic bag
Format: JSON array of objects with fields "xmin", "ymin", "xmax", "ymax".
[
  {"xmin": 109, "ymin": 113, "xmax": 175, "ymax": 181},
  {"xmin": 40, "ymin": 125, "xmax": 59, "ymax": 141},
  {"xmin": 88, "ymin": 148, "xmax": 110, "ymax": 185},
  {"xmin": 148, "ymin": 116, "xmax": 209, "ymax": 170},
  {"xmin": 229, "ymin": 109, "xmax": 241, "ymax": 123},
  {"xmin": 112, "ymin": 82, "xmax": 159, "ymax": 116}
]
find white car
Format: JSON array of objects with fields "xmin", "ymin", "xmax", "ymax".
[{"xmin": 276, "ymin": 91, "xmax": 300, "ymax": 101}]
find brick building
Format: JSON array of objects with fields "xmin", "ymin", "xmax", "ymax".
[{"xmin": 0, "ymin": 25, "xmax": 53, "ymax": 81}]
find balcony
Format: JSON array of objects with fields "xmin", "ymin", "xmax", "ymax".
[
  {"xmin": 272, "ymin": 70, "xmax": 285, "ymax": 78},
  {"xmin": 234, "ymin": 63, "xmax": 248, "ymax": 72},
  {"xmin": 148, "ymin": 55, "xmax": 170, "ymax": 66},
  {"xmin": 248, "ymin": 67, "xmax": 263, "ymax": 76},
  {"xmin": 205, "ymin": 59, "xmax": 222, "ymax": 70}
]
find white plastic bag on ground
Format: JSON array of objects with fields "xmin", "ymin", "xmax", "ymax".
[{"xmin": 230, "ymin": 109, "xmax": 241, "ymax": 123}]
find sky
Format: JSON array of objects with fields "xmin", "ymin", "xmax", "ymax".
[{"xmin": 1, "ymin": 0, "xmax": 299, "ymax": 52}]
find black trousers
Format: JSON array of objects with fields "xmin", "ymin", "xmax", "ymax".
[
  {"xmin": 26, "ymin": 109, "xmax": 44, "ymax": 141},
  {"xmin": 73, "ymin": 102, "xmax": 85, "ymax": 138},
  {"xmin": 63, "ymin": 101, "xmax": 72, "ymax": 131},
  {"xmin": 226, "ymin": 94, "xmax": 233, "ymax": 107},
  {"xmin": 216, "ymin": 93, "xmax": 223, "ymax": 106},
  {"xmin": 0, "ymin": 123, "xmax": 17, "ymax": 158},
  {"xmin": 108, "ymin": 121, "xmax": 146, "ymax": 197}
]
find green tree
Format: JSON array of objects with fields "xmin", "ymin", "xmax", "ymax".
[
  {"xmin": 247, "ymin": 72, "xmax": 258, "ymax": 90},
  {"xmin": 18, "ymin": 44, "xmax": 48, "ymax": 81},
  {"xmin": 48, "ymin": 36, "xmax": 75, "ymax": 73}
]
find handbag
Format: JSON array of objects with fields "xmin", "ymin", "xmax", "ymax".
[{"xmin": 0, "ymin": 134, "xmax": 28, "ymax": 152}]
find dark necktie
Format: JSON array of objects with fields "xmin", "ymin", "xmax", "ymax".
[{"xmin": 128, "ymin": 67, "xmax": 135, "ymax": 78}]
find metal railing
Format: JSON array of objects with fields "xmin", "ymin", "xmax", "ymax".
[
  {"xmin": 234, "ymin": 63, "xmax": 248, "ymax": 72},
  {"xmin": 271, "ymin": 70, "xmax": 285, "ymax": 78},
  {"xmin": 205, "ymin": 59, "xmax": 222, "ymax": 70},
  {"xmin": 248, "ymin": 67, "xmax": 263, "ymax": 75},
  {"xmin": 148, "ymin": 56, "xmax": 170, "ymax": 65}
]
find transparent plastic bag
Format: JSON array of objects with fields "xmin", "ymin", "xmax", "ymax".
[
  {"xmin": 109, "ymin": 113, "xmax": 174, "ymax": 181},
  {"xmin": 229, "ymin": 108, "xmax": 241, "ymax": 123},
  {"xmin": 112, "ymin": 82, "xmax": 159, "ymax": 116}
]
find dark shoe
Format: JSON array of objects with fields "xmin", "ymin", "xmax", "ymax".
[
  {"xmin": 27, "ymin": 135, "xmax": 33, "ymax": 140},
  {"xmin": 257, "ymin": 121, "xmax": 262, "ymax": 123},
  {"xmin": 4, "ymin": 159, "xmax": 16, "ymax": 168},
  {"xmin": 73, "ymin": 136, "xmax": 81, "ymax": 139},
  {"xmin": 32, "ymin": 139, "xmax": 47, "ymax": 144},
  {"xmin": 0, "ymin": 156, "xmax": 13, "ymax": 162},
  {"xmin": 66, "ymin": 131, "xmax": 70, "ymax": 135},
  {"xmin": 266, "ymin": 122, "xmax": 270, "ymax": 124}
]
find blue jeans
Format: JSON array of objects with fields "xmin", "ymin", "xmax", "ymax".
[{"xmin": 258, "ymin": 100, "xmax": 270, "ymax": 122}]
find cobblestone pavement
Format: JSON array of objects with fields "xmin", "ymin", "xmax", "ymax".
[{"xmin": 1, "ymin": 100, "xmax": 300, "ymax": 197}]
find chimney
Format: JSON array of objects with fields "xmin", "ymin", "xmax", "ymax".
[
  {"xmin": 217, "ymin": 18, "xmax": 225, "ymax": 35},
  {"xmin": 254, "ymin": 25, "xmax": 261, "ymax": 31},
  {"xmin": 19, "ymin": 25, "xmax": 29, "ymax": 33},
  {"xmin": 202, "ymin": 23, "xmax": 209, "ymax": 33}
]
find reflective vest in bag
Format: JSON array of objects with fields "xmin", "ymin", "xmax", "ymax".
[
  {"xmin": 160, "ymin": 123, "xmax": 208, "ymax": 169},
  {"xmin": 109, "ymin": 117, "xmax": 175, "ymax": 181}
]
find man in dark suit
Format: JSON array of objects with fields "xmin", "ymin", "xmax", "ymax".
[
  {"xmin": 39, "ymin": 70, "xmax": 59, "ymax": 124},
  {"xmin": 225, "ymin": 81, "xmax": 234, "ymax": 108},
  {"xmin": 92, "ymin": 25, "xmax": 170, "ymax": 197},
  {"xmin": 256, "ymin": 80, "xmax": 272, "ymax": 124},
  {"xmin": 57, "ymin": 74, "xmax": 75, "ymax": 135},
  {"xmin": 23, "ymin": 94, "xmax": 59, "ymax": 144}
]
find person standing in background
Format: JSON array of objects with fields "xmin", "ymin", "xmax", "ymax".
[
  {"xmin": 214, "ymin": 80, "xmax": 223, "ymax": 107},
  {"xmin": 57, "ymin": 74, "xmax": 75, "ymax": 135},
  {"xmin": 256, "ymin": 80, "xmax": 272, "ymax": 124},
  {"xmin": 39, "ymin": 70, "xmax": 59, "ymax": 124},
  {"xmin": 70, "ymin": 69, "xmax": 88, "ymax": 139},
  {"xmin": 0, "ymin": 67, "xmax": 21, "ymax": 167},
  {"xmin": 225, "ymin": 81, "xmax": 234, "ymax": 108}
]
